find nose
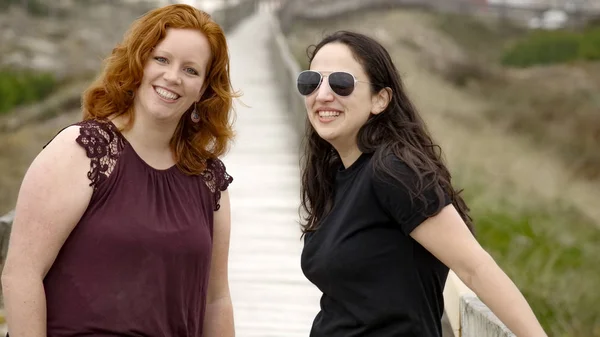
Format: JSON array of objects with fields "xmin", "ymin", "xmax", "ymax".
[
  {"xmin": 315, "ymin": 76, "xmax": 334, "ymax": 102},
  {"xmin": 163, "ymin": 66, "xmax": 181, "ymax": 85}
]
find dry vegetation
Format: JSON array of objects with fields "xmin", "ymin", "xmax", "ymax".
[
  {"xmin": 0, "ymin": 111, "xmax": 80, "ymax": 215},
  {"xmin": 285, "ymin": 8, "xmax": 600, "ymax": 337},
  {"xmin": 434, "ymin": 13, "xmax": 600, "ymax": 181}
]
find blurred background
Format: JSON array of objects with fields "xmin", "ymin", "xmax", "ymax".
[{"xmin": 0, "ymin": 0, "xmax": 599, "ymax": 336}]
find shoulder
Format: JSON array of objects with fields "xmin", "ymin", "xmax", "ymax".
[
  {"xmin": 370, "ymin": 150, "xmax": 418, "ymax": 186},
  {"xmin": 370, "ymin": 150, "xmax": 451, "ymax": 234},
  {"xmin": 29, "ymin": 125, "xmax": 92, "ymax": 194},
  {"xmin": 72, "ymin": 118, "xmax": 124, "ymax": 151},
  {"xmin": 202, "ymin": 157, "xmax": 233, "ymax": 211},
  {"xmin": 43, "ymin": 125, "xmax": 87, "ymax": 160},
  {"xmin": 369, "ymin": 151, "xmax": 420, "ymax": 207},
  {"xmin": 204, "ymin": 158, "xmax": 233, "ymax": 191},
  {"xmin": 47, "ymin": 118, "xmax": 125, "ymax": 189},
  {"xmin": 371, "ymin": 149, "xmax": 443, "ymax": 197}
]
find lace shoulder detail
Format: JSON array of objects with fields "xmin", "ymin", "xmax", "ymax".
[
  {"xmin": 201, "ymin": 158, "xmax": 233, "ymax": 211},
  {"xmin": 74, "ymin": 119, "xmax": 126, "ymax": 189}
]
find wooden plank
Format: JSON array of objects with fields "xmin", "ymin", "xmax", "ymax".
[{"xmin": 224, "ymin": 9, "xmax": 322, "ymax": 336}]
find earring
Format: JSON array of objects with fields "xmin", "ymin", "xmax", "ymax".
[{"xmin": 191, "ymin": 102, "xmax": 200, "ymax": 123}]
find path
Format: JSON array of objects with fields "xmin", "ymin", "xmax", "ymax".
[{"xmin": 223, "ymin": 8, "xmax": 322, "ymax": 337}]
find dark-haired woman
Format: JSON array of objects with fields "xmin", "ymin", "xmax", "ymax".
[{"xmin": 297, "ymin": 30, "xmax": 547, "ymax": 337}]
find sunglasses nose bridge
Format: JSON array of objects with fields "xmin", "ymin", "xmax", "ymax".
[{"xmin": 314, "ymin": 75, "xmax": 336, "ymax": 100}]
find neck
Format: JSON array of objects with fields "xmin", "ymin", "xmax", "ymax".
[
  {"xmin": 114, "ymin": 110, "xmax": 178, "ymax": 155},
  {"xmin": 335, "ymin": 143, "xmax": 363, "ymax": 169}
]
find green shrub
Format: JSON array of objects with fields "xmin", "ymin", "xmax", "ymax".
[
  {"xmin": 501, "ymin": 30, "xmax": 581, "ymax": 67},
  {"xmin": 501, "ymin": 28, "xmax": 600, "ymax": 67},
  {"xmin": 580, "ymin": 27, "xmax": 600, "ymax": 60},
  {"xmin": 0, "ymin": 70, "xmax": 57, "ymax": 114},
  {"xmin": 460, "ymin": 183, "xmax": 600, "ymax": 337}
]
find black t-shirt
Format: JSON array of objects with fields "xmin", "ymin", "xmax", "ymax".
[{"xmin": 301, "ymin": 152, "xmax": 452, "ymax": 337}]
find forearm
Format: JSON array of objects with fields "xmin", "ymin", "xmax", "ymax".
[
  {"xmin": 1, "ymin": 275, "xmax": 47, "ymax": 337},
  {"xmin": 202, "ymin": 296, "xmax": 234, "ymax": 337},
  {"xmin": 463, "ymin": 257, "xmax": 547, "ymax": 337}
]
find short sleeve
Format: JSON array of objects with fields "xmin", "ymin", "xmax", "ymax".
[
  {"xmin": 42, "ymin": 119, "xmax": 125, "ymax": 190},
  {"xmin": 203, "ymin": 158, "xmax": 233, "ymax": 211},
  {"xmin": 74, "ymin": 119, "xmax": 125, "ymax": 189},
  {"xmin": 372, "ymin": 155, "xmax": 451, "ymax": 235}
]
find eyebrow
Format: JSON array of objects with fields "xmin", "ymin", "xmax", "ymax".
[{"xmin": 153, "ymin": 49, "xmax": 202, "ymax": 69}]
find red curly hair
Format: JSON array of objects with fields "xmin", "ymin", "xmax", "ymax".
[{"xmin": 82, "ymin": 4, "xmax": 237, "ymax": 175}]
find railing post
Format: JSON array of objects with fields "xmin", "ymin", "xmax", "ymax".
[{"xmin": 0, "ymin": 210, "xmax": 15, "ymax": 272}]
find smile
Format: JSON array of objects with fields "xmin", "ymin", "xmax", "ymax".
[
  {"xmin": 154, "ymin": 86, "xmax": 180, "ymax": 101},
  {"xmin": 318, "ymin": 110, "xmax": 341, "ymax": 118}
]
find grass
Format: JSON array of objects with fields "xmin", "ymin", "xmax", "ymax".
[
  {"xmin": 0, "ymin": 70, "xmax": 57, "ymax": 115},
  {"xmin": 459, "ymin": 176, "xmax": 600, "ymax": 337},
  {"xmin": 501, "ymin": 27, "xmax": 600, "ymax": 67}
]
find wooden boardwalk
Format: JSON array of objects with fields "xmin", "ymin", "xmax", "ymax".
[
  {"xmin": 223, "ymin": 9, "xmax": 322, "ymax": 337},
  {"xmin": 0, "ymin": 6, "xmax": 457, "ymax": 337}
]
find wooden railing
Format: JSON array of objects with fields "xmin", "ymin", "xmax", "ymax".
[{"xmin": 0, "ymin": 211, "xmax": 13, "ymax": 276}]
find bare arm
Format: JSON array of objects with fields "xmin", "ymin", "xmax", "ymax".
[
  {"xmin": 410, "ymin": 205, "xmax": 547, "ymax": 337},
  {"xmin": 202, "ymin": 189, "xmax": 234, "ymax": 337},
  {"xmin": 1, "ymin": 126, "xmax": 93, "ymax": 337}
]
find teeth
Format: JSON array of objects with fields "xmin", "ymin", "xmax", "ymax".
[
  {"xmin": 318, "ymin": 110, "xmax": 340, "ymax": 118},
  {"xmin": 155, "ymin": 87, "xmax": 180, "ymax": 100}
]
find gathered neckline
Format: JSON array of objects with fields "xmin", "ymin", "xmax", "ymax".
[{"xmin": 104, "ymin": 118, "xmax": 179, "ymax": 174}]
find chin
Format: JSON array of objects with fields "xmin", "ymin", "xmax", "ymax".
[
  {"xmin": 315, "ymin": 129, "xmax": 338, "ymax": 143},
  {"xmin": 147, "ymin": 108, "xmax": 184, "ymax": 123}
]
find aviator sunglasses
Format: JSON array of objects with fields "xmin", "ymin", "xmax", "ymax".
[{"xmin": 296, "ymin": 70, "xmax": 371, "ymax": 97}]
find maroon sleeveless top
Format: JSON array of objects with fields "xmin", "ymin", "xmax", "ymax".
[{"xmin": 42, "ymin": 118, "xmax": 232, "ymax": 337}]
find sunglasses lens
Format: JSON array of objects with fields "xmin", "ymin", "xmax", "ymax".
[
  {"xmin": 297, "ymin": 71, "xmax": 321, "ymax": 96},
  {"xmin": 329, "ymin": 72, "xmax": 355, "ymax": 96}
]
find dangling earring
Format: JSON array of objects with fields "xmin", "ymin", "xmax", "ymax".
[{"xmin": 191, "ymin": 102, "xmax": 200, "ymax": 123}]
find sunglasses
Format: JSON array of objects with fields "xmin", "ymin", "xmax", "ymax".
[{"xmin": 296, "ymin": 70, "xmax": 371, "ymax": 97}]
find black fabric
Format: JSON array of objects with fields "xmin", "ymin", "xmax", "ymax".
[{"xmin": 301, "ymin": 151, "xmax": 452, "ymax": 337}]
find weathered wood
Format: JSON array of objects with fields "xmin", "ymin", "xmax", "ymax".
[
  {"xmin": 0, "ymin": 210, "xmax": 14, "ymax": 272},
  {"xmin": 224, "ymin": 9, "xmax": 321, "ymax": 335},
  {"xmin": 461, "ymin": 294, "xmax": 516, "ymax": 337}
]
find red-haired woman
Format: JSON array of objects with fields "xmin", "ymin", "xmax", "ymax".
[{"xmin": 1, "ymin": 4, "xmax": 237, "ymax": 337}]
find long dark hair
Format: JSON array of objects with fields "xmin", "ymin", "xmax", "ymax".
[{"xmin": 299, "ymin": 31, "xmax": 473, "ymax": 235}]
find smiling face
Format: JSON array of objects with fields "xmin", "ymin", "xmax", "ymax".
[
  {"xmin": 305, "ymin": 42, "xmax": 388, "ymax": 154},
  {"xmin": 134, "ymin": 27, "xmax": 211, "ymax": 124}
]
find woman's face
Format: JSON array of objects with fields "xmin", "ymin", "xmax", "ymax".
[
  {"xmin": 304, "ymin": 42, "xmax": 384, "ymax": 151},
  {"xmin": 135, "ymin": 28, "xmax": 211, "ymax": 124}
]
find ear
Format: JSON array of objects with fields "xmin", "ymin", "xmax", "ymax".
[{"xmin": 371, "ymin": 87, "xmax": 392, "ymax": 115}]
